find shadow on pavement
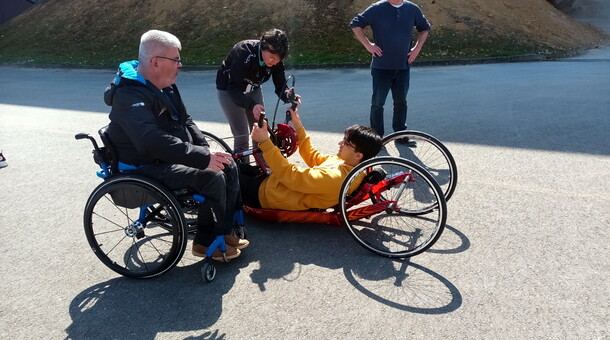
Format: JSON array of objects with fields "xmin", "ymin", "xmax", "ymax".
[
  {"xmin": 65, "ymin": 260, "xmax": 245, "ymax": 339},
  {"xmin": 246, "ymin": 220, "xmax": 467, "ymax": 314},
  {"xmin": 65, "ymin": 217, "xmax": 468, "ymax": 338}
]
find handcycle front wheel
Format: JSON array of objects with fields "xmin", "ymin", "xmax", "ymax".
[
  {"xmin": 339, "ymin": 157, "xmax": 447, "ymax": 258},
  {"xmin": 83, "ymin": 175, "xmax": 188, "ymax": 278},
  {"xmin": 381, "ymin": 130, "xmax": 457, "ymax": 204}
]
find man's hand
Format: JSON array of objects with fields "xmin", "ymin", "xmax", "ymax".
[
  {"xmin": 288, "ymin": 107, "xmax": 303, "ymax": 130},
  {"xmin": 207, "ymin": 152, "xmax": 232, "ymax": 172},
  {"xmin": 366, "ymin": 43, "xmax": 382, "ymax": 57},
  {"xmin": 251, "ymin": 119, "xmax": 270, "ymax": 143},
  {"xmin": 408, "ymin": 30, "xmax": 429, "ymax": 64},
  {"xmin": 352, "ymin": 27, "xmax": 382, "ymax": 57},
  {"xmin": 408, "ymin": 47, "xmax": 421, "ymax": 64}
]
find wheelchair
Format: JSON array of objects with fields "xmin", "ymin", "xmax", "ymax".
[{"xmin": 76, "ymin": 127, "xmax": 244, "ymax": 282}]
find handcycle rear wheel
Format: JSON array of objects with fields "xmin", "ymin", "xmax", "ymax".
[
  {"xmin": 83, "ymin": 175, "xmax": 188, "ymax": 278},
  {"xmin": 339, "ymin": 157, "xmax": 447, "ymax": 258},
  {"xmin": 381, "ymin": 130, "xmax": 457, "ymax": 204}
]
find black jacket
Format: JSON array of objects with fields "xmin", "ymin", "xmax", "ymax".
[
  {"xmin": 216, "ymin": 40, "xmax": 290, "ymax": 110},
  {"xmin": 104, "ymin": 61, "xmax": 211, "ymax": 169}
]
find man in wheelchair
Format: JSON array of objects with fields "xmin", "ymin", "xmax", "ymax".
[
  {"xmin": 104, "ymin": 30, "xmax": 247, "ymax": 261},
  {"xmin": 240, "ymin": 108, "xmax": 383, "ymax": 211}
]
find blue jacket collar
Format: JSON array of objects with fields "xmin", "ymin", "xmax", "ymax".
[{"xmin": 114, "ymin": 60, "xmax": 147, "ymax": 85}]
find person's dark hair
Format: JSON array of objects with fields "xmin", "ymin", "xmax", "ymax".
[
  {"xmin": 260, "ymin": 28, "xmax": 289, "ymax": 60},
  {"xmin": 344, "ymin": 125, "xmax": 383, "ymax": 161}
]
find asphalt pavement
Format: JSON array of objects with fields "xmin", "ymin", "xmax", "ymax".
[{"xmin": 1, "ymin": 6, "xmax": 609, "ymax": 340}]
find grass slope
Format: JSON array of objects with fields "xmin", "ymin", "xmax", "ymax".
[{"xmin": 0, "ymin": 0, "xmax": 607, "ymax": 68}]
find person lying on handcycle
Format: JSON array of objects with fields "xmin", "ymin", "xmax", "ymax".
[{"xmin": 239, "ymin": 108, "xmax": 383, "ymax": 211}]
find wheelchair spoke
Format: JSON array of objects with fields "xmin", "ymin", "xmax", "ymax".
[{"xmin": 84, "ymin": 176, "xmax": 187, "ymax": 278}]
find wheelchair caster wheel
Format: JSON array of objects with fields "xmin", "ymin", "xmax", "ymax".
[{"xmin": 201, "ymin": 262, "xmax": 216, "ymax": 282}]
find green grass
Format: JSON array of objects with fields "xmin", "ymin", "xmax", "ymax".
[{"xmin": 0, "ymin": 16, "xmax": 574, "ymax": 68}]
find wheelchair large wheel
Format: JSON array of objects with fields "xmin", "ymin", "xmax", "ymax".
[
  {"xmin": 83, "ymin": 175, "xmax": 188, "ymax": 278},
  {"xmin": 339, "ymin": 157, "xmax": 447, "ymax": 258},
  {"xmin": 201, "ymin": 131, "xmax": 233, "ymax": 154},
  {"xmin": 381, "ymin": 130, "xmax": 457, "ymax": 203}
]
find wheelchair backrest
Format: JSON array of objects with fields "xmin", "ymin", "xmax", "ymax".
[{"xmin": 98, "ymin": 125, "xmax": 119, "ymax": 175}]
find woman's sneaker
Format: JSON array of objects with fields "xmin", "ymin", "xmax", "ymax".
[{"xmin": 0, "ymin": 151, "xmax": 8, "ymax": 168}]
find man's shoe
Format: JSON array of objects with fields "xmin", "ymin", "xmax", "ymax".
[
  {"xmin": 225, "ymin": 234, "xmax": 250, "ymax": 249},
  {"xmin": 395, "ymin": 137, "xmax": 417, "ymax": 148},
  {"xmin": 192, "ymin": 241, "xmax": 241, "ymax": 261},
  {"xmin": 0, "ymin": 151, "xmax": 8, "ymax": 169}
]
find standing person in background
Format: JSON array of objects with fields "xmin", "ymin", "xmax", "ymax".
[
  {"xmin": 216, "ymin": 28, "xmax": 300, "ymax": 155},
  {"xmin": 350, "ymin": 0, "xmax": 430, "ymax": 140}
]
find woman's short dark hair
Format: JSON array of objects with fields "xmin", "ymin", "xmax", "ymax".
[
  {"xmin": 344, "ymin": 125, "xmax": 383, "ymax": 161},
  {"xmin": 260, "ymin": 28, "xmax": 289, "ymax": 60}
]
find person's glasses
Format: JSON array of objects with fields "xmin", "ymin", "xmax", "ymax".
[
  {"xmin": 154, "ymin": 56, "xmax": 182, "ymax": 64},
  {"xmin": 341, "ymin": 138, "xmax": 357, "ymax": 150}
]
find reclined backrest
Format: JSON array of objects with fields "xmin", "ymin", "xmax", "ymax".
[
  {"xmin": 98, "ymin": 125, "xmax": 119, "ymax": 175},
  {"xmin": 345, "ymin": 168, "xmax": 387, "ymax": 205}
]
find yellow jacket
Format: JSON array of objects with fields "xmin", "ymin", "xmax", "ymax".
[{"xmin": 258, "ymin": 127, "xmax": 361, "ymax": 210}]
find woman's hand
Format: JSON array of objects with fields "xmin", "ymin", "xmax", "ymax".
[{"xmin": 252, "ymin": 104, "xmax": 265, "ymax": 120}]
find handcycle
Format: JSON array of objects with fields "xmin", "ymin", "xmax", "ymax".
[{"xmin": 203, "ymin": 106, "xmax": 452, "ymax": 258}]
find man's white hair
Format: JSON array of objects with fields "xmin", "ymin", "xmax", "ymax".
[{"xmin": 138, "ymin": 30, "xmax": 182, "ymax": 64}]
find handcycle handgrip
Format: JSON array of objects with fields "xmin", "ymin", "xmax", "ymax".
[
  {"xmin": 258, "ymin": 111, "xmax": 266, "ymax": 128},
  {"xmin": 284, "ymin": 88, "xmax": 299, "ymax": 124}
]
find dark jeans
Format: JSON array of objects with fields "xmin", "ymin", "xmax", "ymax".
[
  {"xmin": 370, "ymin": 67, "xmax": 411, "ymax": 137},
  {"xmin": 135, "ymin": 160, "xmax": 240, "ymax": 246}
]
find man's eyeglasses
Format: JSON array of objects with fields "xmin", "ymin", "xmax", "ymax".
[{"xmin": 154, "ymin": 56, "xmax": 182, "ymax": 64}]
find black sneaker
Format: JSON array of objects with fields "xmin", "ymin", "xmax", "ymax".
[
  {"xmin": 0, "ymin": 150, "xmax": 8, "ymax": 168},
  {"xmin": 395, "ymin": 137, "xmax": 417, "ymax": 148}
]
